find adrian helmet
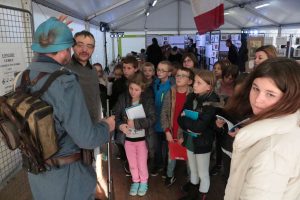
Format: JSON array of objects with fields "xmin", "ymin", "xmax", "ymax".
[{"xmin": 31, "ymin": 17, "xmax": 74, "ymax": 53}]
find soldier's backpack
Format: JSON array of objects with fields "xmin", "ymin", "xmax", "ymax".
[{"xmin": 0, "ymin": 69, "xmax": 68, "ymax": 174}]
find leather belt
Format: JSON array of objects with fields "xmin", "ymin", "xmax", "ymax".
[{"xmin": 45, "ymin": 153, "xmax": 81, "ymax": 167}]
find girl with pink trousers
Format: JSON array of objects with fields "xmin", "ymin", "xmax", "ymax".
[{"xmin": 114, "ymin": 72, "xmax": 156, "ymax": 196}]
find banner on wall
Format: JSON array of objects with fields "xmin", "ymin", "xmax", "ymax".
[
  {"xmin": 0, "ymin": 43, "xmax": 26, "ymax": 95},
  {"xmin": 190, "ymin": 0, "xmax": 224, "ymax": 34}
]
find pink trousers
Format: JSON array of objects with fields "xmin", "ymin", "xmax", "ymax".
[{"xmin": 125, "ymin": 140, "xmax": 148, "ymax": 183}]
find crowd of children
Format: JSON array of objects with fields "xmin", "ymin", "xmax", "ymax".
[
  {"xmin": 101, "ymin": 53, "xmax": 230, "ymax": 199},
  {"xmin": 97, "ymin": 50, "xmax": 246, "ymax": 198},
  {"xmin": 91, "ymin": 43, "xmax": 298, "ymax": 200}
]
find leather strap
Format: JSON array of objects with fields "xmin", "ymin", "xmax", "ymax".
[
  {"xmin": 31, "ymin": 69, "xmax": 69, "ymax": 99},
  {"xmin": 45, "ymin": 153, "xmax": 81, "ymax": 167},
  {"xmin": 17, "ymin": 70, "xmax": 47, "ymax": 92}
]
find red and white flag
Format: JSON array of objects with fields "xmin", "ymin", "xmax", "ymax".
[{"xmin": 190, "ymin": 0, "xmax": 224, "ymax": 34}]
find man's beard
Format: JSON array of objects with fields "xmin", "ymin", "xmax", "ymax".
[{"xmin": 62, "ymin": 54, "xmax": 71, "ymax": 65}]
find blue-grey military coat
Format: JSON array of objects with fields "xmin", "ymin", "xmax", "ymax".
[{"xmin": 16, "ymin": 55, "xmax": 110, "ymax": 200}]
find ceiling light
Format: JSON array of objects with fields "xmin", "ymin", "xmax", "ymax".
[
  {"xmin": 255, "ymin": 3, "xmax": 270, "ymax": 9},
  {"xmin": 146, "ymin": 12, "xmax": 150, "ymax": 16},
  {"xmin": 110, "ymin": 32, "xmax": 124, "ymax": 38},
  {"xmin": 224, "ymin": 12, "xmax": 230, "ymax": 15},
  {"xmin": 152, "ymin": 0, "xmax": 157, "ymax": 7}
]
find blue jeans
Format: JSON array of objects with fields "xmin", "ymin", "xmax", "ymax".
[
  {"xmin": 166, "ymin": 152, "xmax": 190, "ymax": 178},
  {"xmin": 166, "ymin": 154, "xmax": 176, "ymax": 177}
]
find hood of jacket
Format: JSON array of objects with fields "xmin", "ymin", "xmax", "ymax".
[{"xmin": 234, "ymin": 110, "xmax": 300, "ymax": 152}]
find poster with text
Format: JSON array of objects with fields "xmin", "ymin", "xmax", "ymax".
[{"xmin": 0, "ymin": 43, "xmax": 26, "ymax": 95}]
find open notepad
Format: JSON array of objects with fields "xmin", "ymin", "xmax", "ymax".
[
  {"xmin": 125, "ymin": 104, "xmax": 146, "ymax": 120},
  {"xmin": 216, "ymin": 115, "xmax": 249, "ymax": 132}
]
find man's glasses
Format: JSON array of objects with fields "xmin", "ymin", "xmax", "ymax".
[{"xmin": 75, "ymin": 42, "xmax": 95, "ymax": 50}]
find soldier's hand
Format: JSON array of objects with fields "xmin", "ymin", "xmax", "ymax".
[
  {"xmin": 104, "ymin": 115, "xmax": 115, "ymax": 132},
  {"xmin": 57, "ymin": 15, "xmax": 73, "ymax": 31}
]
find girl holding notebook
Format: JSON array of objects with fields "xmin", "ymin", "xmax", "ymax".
[
  {"xmin": 114, "ymin": 72, "xmax": 155, "ymax": 196},
  {"xmin": 178, "ymin": 70, "xmax": 219, "ymax": 200}
]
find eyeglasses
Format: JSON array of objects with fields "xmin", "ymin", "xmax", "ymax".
[
  {"xmin": 75, "ymin": 42, "xmax": 95, "ymax": 50},
  {"xmin": 156, "ymin": 69, "xmax": 169, "ymax": 73},
  {"xmin": 175, "ymin": 74, "xmax": 189, "ymax": 79}
]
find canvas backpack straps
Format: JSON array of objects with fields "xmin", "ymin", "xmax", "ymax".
[
  {"xmin": 16, "ymin": 70, "xmax": 48, "ymax": 92},
  {"xmin": 20, "ymin": 70, "xmax": 30, "ymax": 89},
  {"xmin": 22, "ymin": 69, "xmax": 68, "ymax": 122},
  {"xmin": 31, "ymin": 69, "xmax": 69, "ymax": 99},
  {"xmin": 11, "ymin": 71, "xmax": 47, "ymax": 110}
]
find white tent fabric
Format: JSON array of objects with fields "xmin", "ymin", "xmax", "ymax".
[{"xmin": 30, "ymin": 0, "xmax": 300, "ymax": 32}]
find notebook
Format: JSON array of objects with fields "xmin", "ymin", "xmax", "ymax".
[
  {"xmin": 183, "ymin": 109, "xmax": 199, "ymax": 120},
  {"xmin": 125, "ymin": 104, "xmax": 146, "ymax": 120},
  {"xmin": 168, "ymin": 140, "xmax": 187, "ymax": 160},
  {"xmin": 216, "ymin": 115, "xmax": 249, "ymax": 132}
]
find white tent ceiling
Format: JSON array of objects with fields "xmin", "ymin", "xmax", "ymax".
[{"xmin": 32, "ymin": 0, "xmax": 300, "ymax": 32}]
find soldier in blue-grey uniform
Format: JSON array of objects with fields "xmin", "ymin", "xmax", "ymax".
[{"xmin": 15, "ymin": 17, "xmax": 115, "ymax": 200}]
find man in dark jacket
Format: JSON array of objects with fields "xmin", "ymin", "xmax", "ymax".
[
  {"xmin": 66, "ymin": 30, "xmax": 101, "ymax": 122},
  {"xmin": 66, "ymin": 30, "xmax": 107, "ymax": 199},
  {"xmin": 168, "ymin": 46, "xmax": 182, "ymax": 63},
  {"xmin": 237, "ymin": 36, "xmax": 248, "ymax": 72},
  {"xmin": 146, "ymin": 38, "xmax": 163, "ymax": 69},
  {"xmin": 226, "ymin": 39, "xmax": 238, "ymax": 65}
]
